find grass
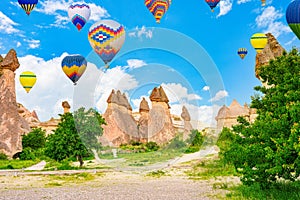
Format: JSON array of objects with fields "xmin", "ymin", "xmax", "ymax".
[
  {"xmin": 187, "ymin": 159, "xmax": 237, "ymax": 180},
  {"xmin": 146, "ymin": 170, "xmax": 167, "ymax": 178},
  {"xmin": 0, "ymin": 160, "xmax": 40, "ymax": 169},
  {"xmin": 225, "ymin": 181, "xmax": 300, "ymax": 200}
]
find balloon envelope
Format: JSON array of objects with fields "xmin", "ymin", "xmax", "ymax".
[
  {"xmin": 238, "ymin": 48, "xmax": 248, "ymax": 59},
  {"xmin": 144, "ymin": 0, "xmax": 171, "ymax": 23},
  {"xmin": 18, "ymin": 0, "xmax": 38, "ymax": 15},
  {"xmin": 88, "ymin": 20, "xmax": 125, "ymax": 67},
  {"xmin": 286, "ymin": 0, "xmax": 300, "ymax": 40},
  {"xmin": 68, "ymin": 3, "xmax": 91, "ymax": 31},
  {"xmin": 19, "ymin": 71, "xmax": 37, "ymax": 93},
  {"xmin": 250, "ymin": 33, "xmax": 268, "ymax": 53},
  {"xmin": 205, "ymin": 0, "xmax": 220, "ymax": 12},
  {"xmin": 61, "ymin": 55, "xmax": 87, "ymax": 85}
]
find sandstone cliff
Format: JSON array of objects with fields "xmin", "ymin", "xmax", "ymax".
[
  {"xmin": 255, "ymin": 33, "xmax": 285, "ymax": 79},
  {"xmin": 100, "ymin": 90, "xmax": 139, "ymax": 146},
  {"xmin": 215, "ymin": 99, "xmax": 257, "ymax": 129},
  {"xmin": 0, "ymin": 49, "xmax": 31, "ymax": 157}
]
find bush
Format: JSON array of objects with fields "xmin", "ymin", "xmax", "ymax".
[
  {"xmin": 165, "ymin": 135, "xmax": 186, "ymax": 150},
  {"xmin": 19, "ymin": 147, "xmax": 36, "ymax": 160},
  {"xmin": 186, "ymin": 129, "xmax": 204, "ymax": 147},
  {"xmin": 22, "ymin": 128, "xmax": 46, "ymax": 150},
  {"xmin": 145, "ymin": 142, "xmax": 159, "ymax": 152},
  {"xmin": 0, "ymin": 152, "xmax": 8, "ymax": 160},
  {"xmin": 185, "ymin": 146, "xmax": 200, "ymax": 154}
]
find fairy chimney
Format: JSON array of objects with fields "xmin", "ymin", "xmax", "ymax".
[{"xmin": 62, "ymin": 101, "xmax": 71, "ymax": 113}]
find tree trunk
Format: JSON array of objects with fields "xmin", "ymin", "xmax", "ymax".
[{"xmin": 78, "ymin": 155, "xmax": 84, "ymax": 167}]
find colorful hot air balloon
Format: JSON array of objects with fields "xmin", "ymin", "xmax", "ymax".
[
  {"xmin": 205, "ymin": 0, "xmax": 220, "ymax": 12},
  {"xmin": 68, "ymin": 3, "xmax": 91, "ymax": 31},
  {"xmin": 250, "ymin": 33, "xmax": 268, "ymax": 53},
  {"xmin": 19, "ymin": 71, "xmax": 37, "ymax": 93},
  {"xmin": 238, "ymin": 48, "xmax": 248, "ymax": 59},
  {"xmin": 286, "ymin": 0, "xmax": 300, "ymax": 40},
  {"xmin": 261, "ymin": 0, "xmax": 266, "ymax": 6},
  {"xmin": 61, "ymin": 55, "xmax": 87, "ymax": 85},
  {"xmin": 144, "ymin": 0, "xmax": 171, "ymax": 23},
  {"xmin": 18, "ymin": 0, "xmax": 38, "ymax": 15},
  {"xmin": 88, "ymin": 20, "xmax": 125, "ymax": 68}
]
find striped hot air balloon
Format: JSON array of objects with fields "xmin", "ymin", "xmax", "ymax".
[
  {"xmin": 19, "ymin": 71, "xmax": 37, "ymax": 93},
  {"xmin": 61, "ymin": 55, "xmax": 87, "ymax": 85},
  {"xmin": 237, "ymin": 48, "xmax": 248, "ymax": 59},
  {"xmin": 205, "ymin": 0, "xmax": 220, "ymax": 12},
  {"xmin": 286, "ymin": 0, "xmax": 300, "ymax": 40},
  {"xmin": 88, "ymin": 20, "xmax": 125, "ymax": 68},
  {"xmin": 250, "ymin": 33, "xmax": 268, "ymax": 53},
  {"xmin": 68, "ymin": 3, "xmax": 91, "ymax": 31},
  {"xmin": 18, "ymin": 0, "xmax": 38, "ymax": 16},
  {"xmin": 144, "ymin": 0, "xmax": 171, "ymax": 23}
]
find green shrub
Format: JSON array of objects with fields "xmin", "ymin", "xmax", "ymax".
[
  {"xmin": 166, "ymin": 135, "xmax": 186, "ymax": 149},
  {"xmin": 22, "ymin": 128, "xmax": 46, "ymax": 150},
  {"xmin": 19, "ymin": 147, "xmax": 36, "ymax": 160},
  {"xmin": 185, "ymin": 146, "xmax": 200, "ymax": 153},
  {"xmin": 145, "ymin": 142, "xmax": 159, "ymax": 152},
  {"xmin": 186, "ymin": 129, "xmax": 204, "ymax": 147},
  {"xmin": 0, "ymin": 152, "xmax": 8, "ymax": 160}
]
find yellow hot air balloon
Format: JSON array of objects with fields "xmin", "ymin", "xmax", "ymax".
[
  {"xmin": 19, "ymin": 71, "xmax": 37, "ymax": 93},
  {"xmin": 250, "ymin": 33, "xmax": 268, "ymax": 53}
]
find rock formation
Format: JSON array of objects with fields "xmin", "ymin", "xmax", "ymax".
[
  {"xmin": 181, "ymin": 106, "xmax": 193, "ymax": 140},
  {"xmin": 62, "ymin": 101, "xmax": 71, "ymax": 113},
  {"xmin": 100, "ymin": 90, "xmax": 139, "ymax": 146},
  {"xmin": 138, "ymin": 98, "xmax": 150, "ymax": 142},
  {"xmin": 215, "ymin": 99, "xmax": 257, "ymax": 129},
  {"xmin": 255, "ymin": 33, "xmax": 285, "ymax": 79},
  {"xmin": 17, "ymin": 103, "xmax": 40, "ymax": 128},
  {"xmin": 101, "ymin": 86, "xmax": 176, "ymax": 146},
  {"xmin": 0, "ymin": 49, "xmax": 31, "ymax": 157},
  {"xmin": 142, "ymin": 86, "xmax": 175, "ymax": 144}
]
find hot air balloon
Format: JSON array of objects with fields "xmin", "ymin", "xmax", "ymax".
[
  {"xmin": 61, "ymin": 55, "xmax": 87, "ymax": 85},
  {"xmin": 250, "ymin": 33, "xmax": 268, "ymax": 53},
  {"xmin": 144, "ymin": 0, "xmax": 171, "ymax": 23},
  {"xmin": 205, "ymin": 0, "xmax": 220, "ymax": 12},
  {"xmin": 261, "ymin": 0, "xmax": 266, "ymax": 6},
  {"xmin": 68, "ymin": 3, "xmax": 91, "ymax": 31},
  {"xmin": 286, "ymin": 0, "xmax": 300, "ymax": 40},
  {"xmin": 88, "ymin": 20, "xmax": 125, "ymax": 68},
  {"xmin": 18, "ymin": 0, "xmax": 38, "ymax": 15},
  {"xmin": 19, "ymin": 71, "xmax": 37, "ymax": 93},
  {"xmin": 238, "ymin": 48, "xmax": 248, "ymax": 59}
]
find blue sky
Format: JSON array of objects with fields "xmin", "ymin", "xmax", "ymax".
[{"xmin": 0, "ymin": 0, "xmax": 299, "ymax": 127}]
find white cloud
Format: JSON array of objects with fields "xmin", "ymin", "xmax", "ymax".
[
  {"xmin": 94, "ymin": 66, "xmax": 139, "ymax": 113},
  {"xmin": 88, "ymin": 3, "xmax": 110, "ymax": 21},
  {"xmin": 217, "ymin": 0, "xmax": 233, "ymax": 18},
  {"xmin": 0, "ymin": 11, "xmax": 19, "ymax": 34},
  {"xmin": 202, "ymin": 86, "xmax": 210, "ymax": 91},
  {"xmin": 16, "ymin": 53, "xmax": 74, "ymax": 121},
  {"xmin": 237, "ymin": 0, "xmax": 251, "ymax": 4},
  {"xmin": 161, "ymin": 83, "xmax": 202, "ymax": 103},
  {"xmin": 209, "ymin": 90, "xmax": 228, "ymax": 102},
  {"xmin": 128, "ymin": 26, "xmax": 153, "ymax": 39},
  {"xmin": 24, "ymin": 39, "xmax": 40, "ymax": 49},
  {"xmin": 255, "ymin": 6, "xmax": 290, "ymax": 38},
  {"xmin": 170, "ymin": 104, "xmax": 221, "ymax": 127},
  {"xmin": 126, "ymin": 59, "xmax": 147, "ymax": 69},
  {"xmin": 16, "ymin": 42, "xmax": 22, "ymax": 48}
]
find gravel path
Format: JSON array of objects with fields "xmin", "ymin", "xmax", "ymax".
[{"xmin": 0, "ymin": 170, "xmax": 237, "ymax": 200}]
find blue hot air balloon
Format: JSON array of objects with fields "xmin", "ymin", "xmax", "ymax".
[
  {"xmin": 286, "ymin": 0, "xmax": 300, "ymax": 40},
  {"xmin": 18, "ymin": 0, "xmax": 38, "ymax": 15}
]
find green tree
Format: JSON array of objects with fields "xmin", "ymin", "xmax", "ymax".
[
  {"xmin": 45, "ymin": 112, "xmax": 89, "ymax": 167},
  {"xmin": 22, "ymin": 128, "xmax": 46, "ymax": 150},
  {"xmin": 222, "ymin": 49, "xmax": 300, "ymax": 188},
  {"xmin": 74, "ymin": 107, "xmax": 106, "ymax": 159}
]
